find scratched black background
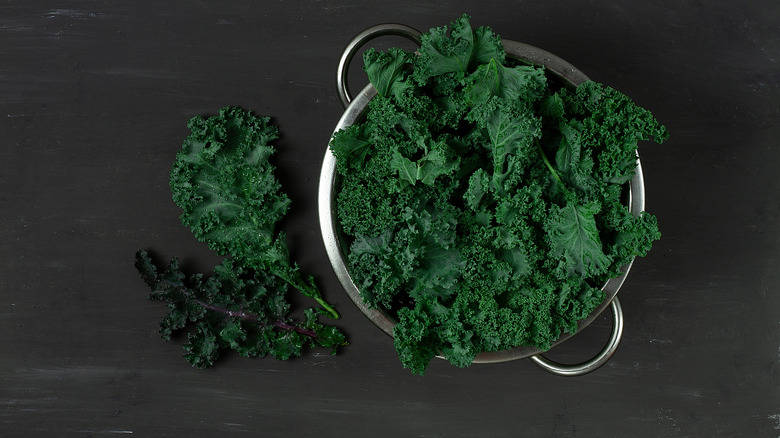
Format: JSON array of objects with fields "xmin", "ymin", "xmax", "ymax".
[{"xmin": 1, "ymin": 2, "xmax": 779, "ymax": 436}]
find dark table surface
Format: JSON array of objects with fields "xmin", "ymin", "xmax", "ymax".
[{"xmin": 2, "ymin": 1, "xmax": 779, "ymax": 437}]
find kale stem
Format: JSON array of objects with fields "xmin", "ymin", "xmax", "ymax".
[
  {"xmin": 178, "ymin": 287, "xmax": 319, "ymax": 339},
  {"xmin": 312, "ymin": 297, "xmax": 339, "ymax": 319},
  {"xmin": 241, "ymin": 254, "xmax": 340, "ymax": 320},
  {"xmin": 271, "ymin": 267, "xmax": 341, "ymax": 320},
  {"xmin": 272, "ymin": 320, "xmax": 318, "ymax": 338},
  {"xmin": 536, "ymin": 138, "xmax": 573, "ymax": 200},
  {"xmin": 536, "ymin": 138, "xmax": 564, "ymax": 187}
]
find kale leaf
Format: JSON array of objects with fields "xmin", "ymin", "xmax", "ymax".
[
  {"xmin": 413, "ymin": 14, "xmax": 505, "ymax": 84},
  {"xmin": 363, "ymin": 47, "xmax": 414, "ymax": 101},
  {"xmin": 170, "ymin": 106, "xmax": 338, "ymax": 319},
  {"xmin": 544, "ymin": 201, "xmax": 612, "ymax": 278},
  {"xmin": 138, "ymin": 107, "xmax": 345, "ymax": 367},
  {"xmin": 135, "ymin": 250, "xmax": 347, "ymax": 368}
]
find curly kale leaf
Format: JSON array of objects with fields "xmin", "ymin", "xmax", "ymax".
[
  {"xmin": 464, "ymin": 168, "xmax": 490, "ymax": 211},
  {"xmin": 329, "ymin": 123, "xmax": 373, "ymax": 170},
  {"xmin": 467, "ymin": 97, "xmax": 543, "ymax": 192},
  {"xmin": 551, "ymin": 120, "xmax": 598, "ymax": 199},
  {"xmin": 363, "ymin": 47, "xmax": 414, "ymax": 100},
  {"xmin": 599, "ymin": 200, "xmax": 662, "ymax": 279},
  {"xmin": 544, "ymin": 201, "xmax": 612, "ymax": 278},
  {"xmin": 558, "ymin": 81, "xmax": 669, "ymax": 184},
  {"xmin": 170, "ymin": 106, "xmax": 287, "ymax": 258},
  {"xmin": 135, "ymin": 250, "xmax": 347, "ymax": 368},
  {"xmin": 389, "ymin": 135, "xmax": 460, "ymax": 187},
  {"xmin": 413, "ymin": 14, "xmax": 505, "ymax": 84},
  {"xmin": 349, "ymin": 206, "xmax": 464, "ymax": 309},
  {"xmin": 393, "ymin": 305, "xmax": 441, "ymax": 374},
  {"xmin": 169, "ymin": 107, "xmax": 338, "ymax": 318},
  {"xmin": 138, "ymin": 107, "xmax": 346, "ymax": 368},
  {"xmin": 466, "ymin": 59, "xmax": 548, "ymax": 106}
]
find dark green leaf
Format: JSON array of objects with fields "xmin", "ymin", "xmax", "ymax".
[
  {"xmin": 219, "ymin": 318, "xmax": 247, "ymax": 349},
  {"xmin": 184, "ymin": 325, "xmax": 220, "ymax": 369},
  {"xmin": 413, "ymin": 14, "xmax": 504, "ymax": 84},
  {"xmin": 466, "ymin": 60, "xmax": 547, "ymax": 105},
  {"xmin": 134, "ymin": 251, "xmax": 346, "ymax": 368},
  {"xmin": 269, "ymin": 331, "xmax": 303, "ymax": 361},
  {"xmin": 545, "ymin": 202, "xmax": 612, "ymax": 277},
  {"xmin": 168, "ymin": 107, "xmax": 339, "ymax": 319},
  {"xmin": 363, "ymin": 47, "xmax": 413, "ymax": 100},
  {"xmin": 330, "ymin": 123, "xmax": 373, "ymax": 169},
  {"xmin": 464, "ymin": 168, "xmax": 490, "ymax": 210}
]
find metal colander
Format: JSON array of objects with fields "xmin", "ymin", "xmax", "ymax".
[{"xmin": 319, "ymin": 23, "xmax": 645, "ymax": 376}]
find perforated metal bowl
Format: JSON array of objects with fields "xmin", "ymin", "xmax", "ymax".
[{"xmin": 319, "ymin": 24, "xmax": 645, "ymax": 375}]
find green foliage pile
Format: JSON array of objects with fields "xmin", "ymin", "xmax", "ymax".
[
  {"xmin": 137, "ymin": 107, "xmax": 346, "ymax": 368},
  {"xmin": 330, "ymin": 15, "xmax": 667, "ymax": 374}
]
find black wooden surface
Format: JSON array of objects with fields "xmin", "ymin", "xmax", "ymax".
[{"xmin": 2, "ymin": 2, "xmax": 779, "ymax": 436}]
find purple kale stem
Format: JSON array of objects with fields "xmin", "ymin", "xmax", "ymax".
[
  {"xmin": 272, "ymin": 320, "xmax": 318, "ymax": 338},
  {"xmin": 177, "ymin": 287, "xmax": 318, "ymax": 339}
]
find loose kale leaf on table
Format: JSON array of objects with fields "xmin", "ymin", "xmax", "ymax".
[
  {"xmin": 170, "ymin": 107, "xmax": 338, "ymax": 318},
  {"xmin": 135, "ymin": 250, "xmax": 346, "ymax": 368},
  {"xmin": 137, "ymin": 106, "xmax": 346, "ymax": 368}
]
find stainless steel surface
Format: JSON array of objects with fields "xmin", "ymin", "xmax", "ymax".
[
  {"xmin": 319, "ymin": 23, "xmax": 647, "ymax": 371},
  {"xmin": 530, "ymin": 296, "xmax": 624, "ymax": 376}
]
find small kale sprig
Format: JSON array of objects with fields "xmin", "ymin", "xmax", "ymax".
[{"xmin": 137, "ymin": 106, "xmax": 345, "ymax": 367}]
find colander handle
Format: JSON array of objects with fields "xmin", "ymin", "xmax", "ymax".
[
  {"xmin": 336, "ymin": 23, "xmax": 422, "ymax": 108},
  {"xmin": 529, "ymin": 296, "xmax": 624, "ymax": 376}
]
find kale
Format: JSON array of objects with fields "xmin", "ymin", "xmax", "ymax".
[
  {"xmin": 330, "ymin": 15, "xmax": 667, "ymax": 374},
  {"xmin": 135, "ymin": 251, "xmax": 346, "ymax": 368},
  {"xmin": 138, "ymin": 107, "xmax": 345, "ymax": 367},
  {"xmin": 169, "ymin": 107, "xmax": 338, "ymax": 319}
]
